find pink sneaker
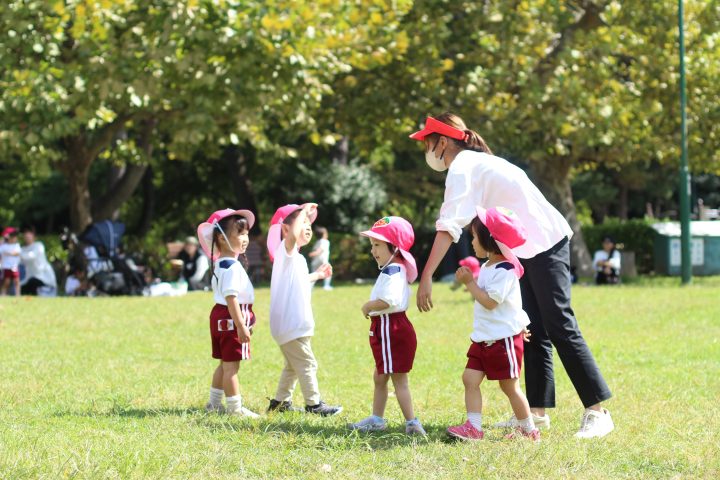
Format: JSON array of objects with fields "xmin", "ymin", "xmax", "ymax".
[
  {"xmin": 447, "ymin": 420, "xmax": 485, "ymax": 440},
  {"xmin": 505, "ymin": 427, "xmax": 541, "ymax": 442}
]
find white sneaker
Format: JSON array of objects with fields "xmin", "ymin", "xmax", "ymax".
[
  {"xmin": 204, "ymin": 402, "xmax": 225, "ymax": 414},
  {"xmin": 227, "ymin": 406, "xmax": 261, "ymax": 419},
  {"xmin": 493, "ymin": 413, "xmax": 550, "ymax": 430},
  {"xmin": 575, "ymin": 408, "xmax": 614, "ymax": 438},
  {"xmin": 349, "ymin": 415, "xmax": 387, "ymax": 432},
  {"xmin": 405, "ymin": 419, "xmax": 427, "ymax": 436}
]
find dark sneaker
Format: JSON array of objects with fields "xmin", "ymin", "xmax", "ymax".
[
  {"xmin": 305, "ymin": 401, "xmax": 343, "ymax": 416},
  {"xmin": 267, "ymin": 399, "xmax": 303, "ymax": 413}
]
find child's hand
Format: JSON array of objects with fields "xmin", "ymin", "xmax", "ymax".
[
  {"xmin": 303, "ymin": 203, "xmax": 318, "ymax": 219},
  {"xmin": 315, "ymin": 263, "xmax": 332, "ymax": 280},
  {"xmin": 455, "ymin": 266, "xmax": 474, "ymax": 285},
  {"xmin": 522, "ymin": 328, "xmax": 532, "ymax": 342},
  {"xmin": 361, "ymin": 302, "xmax": 372, "ymax": 318},
  {"xmin": 237, "ymin": 325, "xmax": 251, "ymax": 343}
]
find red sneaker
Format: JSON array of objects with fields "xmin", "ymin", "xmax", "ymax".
[
  {"xmin": 505, "ymin": 427, "xmax": 541, "ymax": 442},
  {"xmin": 447, "ymin": 420, "xmax": 485, "ymax": 440}
]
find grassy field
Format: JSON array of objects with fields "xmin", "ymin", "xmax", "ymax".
[{"xmin": 1, "ymin": 279, "xmax": 719, "ymax": 479}]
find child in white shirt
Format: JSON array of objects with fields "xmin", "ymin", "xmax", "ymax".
[{"xmin": 1, "ymin": 228, "xmax": 21, "ymax": 296}]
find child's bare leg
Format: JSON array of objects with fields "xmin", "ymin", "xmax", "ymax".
[
  {"xmin": 222, "ymin": 361, "xmax": 240, "ymax": 397},
  {"xmin": 390, "ymin": 373, "xmax": 415, "ymax": 421},
  {"xmin": 1, "ymin": 278, "xmax": 8, "ymax": 295},
  {"xmin": 499, "ymin": 378, "xmax": 531, "ymax": 421},
  {"xmin": 372, "ymin": 371, "xmax": 390, "ymax": 417},
  {"xmin": 13, "ymin": 279, "xmax": 20, "ymax": 296},
  {"xmin": 211, "ymin": 361, "xmax": 223, "ymax": 390},
  {"xmin": 463, "ymin": 368, "xmax": 485, "ymax": 414}
]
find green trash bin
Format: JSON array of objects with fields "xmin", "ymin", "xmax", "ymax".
[{"xmin": 652, "ymin": 222, "xmax": 720, "ymax": 275}]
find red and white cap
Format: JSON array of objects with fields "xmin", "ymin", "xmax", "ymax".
[
  {"xmin": 266, "ymin": 203, "xmax": 318, "ymax": 262},
  {"xmin": 475, "ymin": 206, "xmax": 528, "ymax": 278},
  {"xmin": 197, "ymin": 208, "xmax": 255, "ymax": 260},
  {"xmin": 409, "ymin": 116, "xmax": 469, "ymax": 142},
  {"xmin": 360, "ymin": 216, "xmax": 418, "ymax": 283}
]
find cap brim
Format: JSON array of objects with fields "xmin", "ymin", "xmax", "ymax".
[
  {"xmin": 409, "ymin": 128, "xmax": 432, "ymax": 141},
  {"xmin": 228, "ymin": 209, "xmax": 255, "ymax": 230},
  {"xmin": 359, "ymin": 229, "xmax": 392, "ymax": 244},
  {"xmin": 496, "ymin": 241, "xmax": 524, "ymax": 279},
  {"xmin": 475, "ymin": 206, "xmax": 488, "ymax": 226}
]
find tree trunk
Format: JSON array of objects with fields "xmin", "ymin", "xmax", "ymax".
[
  {"xmin": 618, "ymin": 184, "xmax": 629, "ymax": 220},
  {"xmin": 92, "ymin": 163, "xmax": 149, "ymax": 221},
  {"xmin": 65, "ymin": 162, "xmax": 93, "ymax": 233},
  {"xmin": 223, "ymin": 145, "xmax": 261, "ymax": 234},
  {"xmin": 137, "ymin": 166, "xmax": 155, "ymax": 236},
  {"xmin": 532, "ymin": 164, "xmax": 594, "ymax": 277}
]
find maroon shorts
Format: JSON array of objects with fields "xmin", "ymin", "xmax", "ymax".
[
  {"xmin": 466, "ymin": 333, "xmax": 524, "ymax": 380},
  {"xmin": 2, "ymin": 269, "xmax": 19, "ymax": 280},
  {"xmin": 210, "ymin": 303, "xmax": 256, "ymax": 362},
  {"xmin": 369, "ymin": 311, "xmax": 417, "ymax": 374}
]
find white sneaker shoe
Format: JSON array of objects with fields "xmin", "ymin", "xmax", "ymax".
[
  {"xmin": 575, "ymin": 408, "xmax": 614, "ymax": 438},
  {"xmin": 405, "ymin": 419, "xmax": 427, "ymax": 436},
  {"xmin": 349, "ymin": 415, "xmax": 387, "ymax": 432},
  {"xmin": 227, "ymin": 406, "xmax": 261, "ymax": 419},
  {"xmin": 493, "ymin": 413, "xmax": 550, "ymax": 429}
]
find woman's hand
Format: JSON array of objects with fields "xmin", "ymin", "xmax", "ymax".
[
  {"xmin": 522, "ymin": 328, "xmax": 532, "ymax": 342},
  {"xmin": 416, "ymin": 276, "xmax": 434, "ymax": 312}
]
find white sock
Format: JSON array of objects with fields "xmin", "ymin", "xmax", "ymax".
[
  {"xmin": 209, "ymin": 387, "xmax": 224, "ymax": 406},
  {"xmin": 517, "ymin": 416, "xmax": 536, "ymax": 433},
  {"xmin": 226, "ymin": 395, "xmax": 242, "ymax": 412},
  {"xmin": 467, "ymin": 412, "xmax": 482, "ymax": 431}
]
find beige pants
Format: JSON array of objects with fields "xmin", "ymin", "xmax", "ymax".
[{"xmin": 274, "ymin": 336, "xmax": 321, "ymax": 406}]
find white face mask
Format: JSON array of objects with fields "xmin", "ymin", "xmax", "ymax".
[{"xmin": 425, "ymin": 140, "xmax": 447, "ymax": 172}]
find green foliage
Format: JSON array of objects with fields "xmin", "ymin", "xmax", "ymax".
[{"xmin": 582, "ymin": 218, "xmax": 657, "ymax": 273}]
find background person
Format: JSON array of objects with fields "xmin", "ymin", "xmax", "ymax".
[
  {"xmin": 308, "ymin": 226, "xmax": 332, "ymax": 290},
  {"xmin": 178, "ymin": 236, "xmax": 209, "ymax": 290},
  {"xmin": 593, "ymin": 236, "xmax": 621, "ymax": 285},
  {"xmin": 20, "ymin": 226, "xmax": 57, "ymax": 296}
]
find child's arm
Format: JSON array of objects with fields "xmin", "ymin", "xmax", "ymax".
[
  {"xmin": 362, "ymin": 299, "xmax": 390, "ymax": 318},
  {"xmin": 456, "ymin": 266, "xmax": 498, "ymax": 310},
  {"xmin": 225, "ymin": 296, "xmax": 252, "ymax": 343},
  {"xmin": 309, "ymin": 263, "xmax": 332, "ymax": 283}
]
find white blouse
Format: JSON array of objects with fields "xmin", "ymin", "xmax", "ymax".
[
  {"xmin": 436, "ymin": 150, "xmax": 573, "ymax": 259},
  {"xmin": 592, "ymin": 249, "xmax": 621, "ymax": 272}
]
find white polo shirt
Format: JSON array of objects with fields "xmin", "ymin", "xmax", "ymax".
[
  {"xmin": 211, "ymin": 256, "xmax": 254, "ymax": 305},
  {"xmin": 0, "ymin": 243, "xmax": 21, "ymax": 271},
  {"xmin": 436, "ymin": 150, "xmax": 573, "ymax": 259},
  {"xmin": 368, "ymin": 262, "xmax": 410, "ymax": 316},
  {"xmin": 269, "ymin": 242, "xmax": 314, "ymax": 345},
  {"xmin": 592, "ymin": 249, "xmax": 621, "ymax": 272},
  {"xmin": 471, "ymin": 262, "xmax": 530, "ymax": 342}
]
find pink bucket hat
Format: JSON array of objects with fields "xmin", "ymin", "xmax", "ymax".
[
  {"xmin": 459, "ymin": 256, "xmax": 481, "ymax": 279},
  {"xmin": 360, "ymin": 216, "xmax": 418, "ymax": 283},
  {"xmin": 475, "ymin": 206, "xmax": 528, "ymax": 278},
  {"xmin": 266, "ymin": 203, "xmax": 318, "ymax": 261},
  {"xmin": 197, "ymin": 208, "xmax": 255, "ymax": 260}
]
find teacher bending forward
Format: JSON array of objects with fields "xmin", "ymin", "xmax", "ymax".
[{"xmin": 411, "ymin": 113, "xmax": 613, "ymax": 439}]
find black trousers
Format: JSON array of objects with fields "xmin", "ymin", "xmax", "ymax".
[
  {"xmin": 520, "ymin": 237, "xmax": 612, "ymax": 408},
  {"xmin": 20, "ymin": 277, "xmax": 45, "ymax": 295}
]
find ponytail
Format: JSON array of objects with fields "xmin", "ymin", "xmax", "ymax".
[{"xmin": 432, "ymin": 112, "xmax": 493, "ymax": 155}]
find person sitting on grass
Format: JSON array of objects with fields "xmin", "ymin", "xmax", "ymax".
[
  {"xmin": 197, "ymin": 208, "xmax": 260, "ymax": 418},
  {"xmin": 265, "ymin": 203, "xmax": 342, "ymax": 416},
  {"xmin": 349, "ymin": 216, "xmax": 425, "ymax": 436},
  {"xmin": 593, "ymin": 236, "xmax": 621, "ymax": 285},
  {"xmin": 447, "ymin": 207, "xmax": 538, "ymax": 442}
]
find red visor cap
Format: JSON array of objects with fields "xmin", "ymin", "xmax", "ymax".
[{"xmin": 409, "ymin": 116, "xmax": 468, "ymax": 142}]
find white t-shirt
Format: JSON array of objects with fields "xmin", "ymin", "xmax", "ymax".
[
  {"xmin": 20, "ymin": 241, "xmax": 57, "ymax": 288},
  {"xmin": 369, "ymin": 262, "xmax": 410, "ymax": 316},
  {"xmin": 269, "ymin": 242, "xmax": 314, "ymax": 345},
  {"xmin": 0, "ymin": 243, "xmax": 21, "ymax": 270},
  {"xmin": 436, "ymin": 150, "xmax": 573, "ymax": 259},
  {"xmin": 592, "ymin": 249, "xmax": 621, "ymax": 272},
  {"xmin": 211, "ymin": 257, "xmax": 254, "ymax": 306},
  {"xmin": 310, "ymin": 238, "xmax": 330, "ymax": 267},
  {"xmin": 471, "ymin": 262, "xmax": 530, "ymax": 342}
]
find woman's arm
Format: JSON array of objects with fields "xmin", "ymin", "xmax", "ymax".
[{"xmin": 416, "ymin": 231, "xmax": 453, "ymax": 312}]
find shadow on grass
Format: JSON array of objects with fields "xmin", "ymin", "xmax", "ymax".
[{"xmin": 53, "ymin": 406, "xmax": 205, "ymax": 418}]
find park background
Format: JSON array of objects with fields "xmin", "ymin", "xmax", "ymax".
[
  {"xmin": 1, "ymin": 1, "xmax": 720, "ymax": 479},
  {"xmin": 1, "ymin": 0, "xmax": 719, "ymax": 281}
]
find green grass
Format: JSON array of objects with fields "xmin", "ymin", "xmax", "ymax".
[{"xmin": 1, "ymin": 280, "xmax": 719, "ymax": 479}]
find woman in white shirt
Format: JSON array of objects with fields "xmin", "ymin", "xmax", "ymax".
[
  {"xmin": 593, "ymin": 236, "xmax": 621, "ymax": 285},
  {"xmin": 410, "ymin": 113, "xmax": 613, "ymax": 439},
  {"xmin": 20, "ymin": 227, "xmax": 57, "ymax": 296}
]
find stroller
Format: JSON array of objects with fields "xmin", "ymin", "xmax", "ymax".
[{"xmin": 78, "ymin": 220, "xmax": 146, "ymax": 295}]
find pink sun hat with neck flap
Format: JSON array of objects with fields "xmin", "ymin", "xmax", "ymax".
[
  {"xmin": 360, "ymin": 216, "xmax": 418, "ymax": 283},
  {"xmin": 266, "ymin": 203, "xmax": 318, "ymax": 262},
  {"xmin": 197, "ymin": 208, "xmax": 255, "ymax": 260},
  {"xmin": 475, "ymin": 206, "xmax": 528, "ymax": 278}
]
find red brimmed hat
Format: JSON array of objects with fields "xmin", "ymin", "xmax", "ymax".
[
  {"xmin": 475, "ymin": 206, "xmax": 528, "ymax": 278},
  {"xmin": 409, "ymin": 116, "xmax": 468, "ymax": 142},
  {"xmin": 197, "ymin": 208, "xmax": 255, "ymax": 260},
  {"xmin": 266, "ymin": 203, "xmax": 318, "ymax": 262}
]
